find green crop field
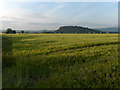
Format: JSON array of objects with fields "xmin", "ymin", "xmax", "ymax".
[{"xmin": 2, "ymin": 34, "xmax": 120, "ymax": 88}]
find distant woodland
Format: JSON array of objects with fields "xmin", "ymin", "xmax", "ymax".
[
  {"xmin": 55, "ymin": 26, "xmax": 101, "ymax": 33},
  {"xmin": 4, "ymin": 26, "xmax": 117, "ymax": 34}
]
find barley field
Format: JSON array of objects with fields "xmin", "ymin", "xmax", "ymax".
[{"xmin": 2, "ymin": 34, "xmax": 120, "ymax": 88}]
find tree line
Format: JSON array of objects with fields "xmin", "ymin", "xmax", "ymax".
[
  {"xmin": 5, "ymin": 26, "xmax": 113, "ymax": 34},
  {"xmin": 6, "ymin": 28, "xmax": 24, "ymax": 34}
]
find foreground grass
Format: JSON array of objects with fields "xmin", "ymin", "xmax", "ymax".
[{"xmin": 2, "ymin": 34, "xmax": 120, "ymax": 88}]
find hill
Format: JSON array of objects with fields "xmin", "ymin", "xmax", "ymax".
[
  {"xmin": 95, "ymin": 27, "xmax": 118, "ymax": 32},
  {"xmin": 55, "ymin": 26, "xmax": 101, "ymax": 33}
]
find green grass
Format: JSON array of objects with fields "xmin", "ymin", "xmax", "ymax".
[{"xmin": 2, "ymin": 34, "xmax": 120, "ymax": 88}]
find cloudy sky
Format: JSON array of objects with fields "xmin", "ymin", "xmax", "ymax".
[{"xmin": 0, "ymin": 2, "xmax": 118, "ymax": 30}]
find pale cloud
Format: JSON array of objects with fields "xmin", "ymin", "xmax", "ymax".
[
  {"xmin": 0, "ymin": 2, "xmax": 117, "ymax": 30},
  {"xmin": 47, "ymin": 4, "xmax": 65, "ymax": 13},
  {"xmin": 0, "ymin": 2, "xmax": 65, "ymax": 30},
  {"xmin": 0, "ymin": 3, "xmax": 25, "ymax": 18}
]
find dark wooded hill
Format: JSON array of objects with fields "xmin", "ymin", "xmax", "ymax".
[{"xmin": 55, "ymin": 26, "xmax": 101, "ymax": 33}]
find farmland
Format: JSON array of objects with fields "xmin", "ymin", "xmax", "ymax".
[{"xmin": 2, "ymin": 34, "xmax": 120, "ymax": 88}]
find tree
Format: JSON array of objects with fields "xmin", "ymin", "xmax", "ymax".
[
  {"xmin": 21, "ymin": 30, "xmax": 24, "ymax": 34},
  {"xmin": 12, "ymin": 30, "xmax": 16, "ymax": 34},
  {"xmin": 6, "ymin": 28, "xmax": 12, "ymax": 34}
]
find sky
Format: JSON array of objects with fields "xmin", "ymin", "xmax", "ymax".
[{"xmin": 0, "ymin": 2, "xmax": 118, "ymax": 30}]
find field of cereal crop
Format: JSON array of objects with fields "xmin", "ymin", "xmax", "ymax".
[{"xmin": 2, "ymin": 34, "xmax": 119, "ymax": 88}]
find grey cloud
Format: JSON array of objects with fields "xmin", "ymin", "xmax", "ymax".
[
  {"xmin": 28, "ymin": 22, "xmax": 61, "ymax": 26},
  {"xmin": 72, "ymin": 22, "xmax": 117, "ymax": 28},
  {"xmin": 26, "ymin": 13, "xmax": 48, "ymax": 19},
  {"xmin": 1, "ymin": 20, "xmax": 21, "ymax": 30}
]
